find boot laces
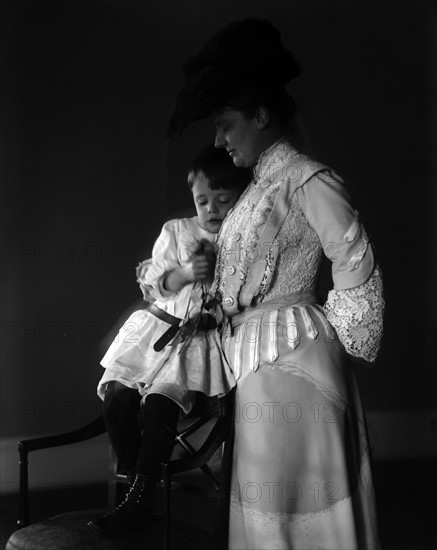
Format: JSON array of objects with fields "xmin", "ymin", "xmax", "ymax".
[{"xmin": 113, "ymin": 474, "xmax": 146, "ymax": 518}]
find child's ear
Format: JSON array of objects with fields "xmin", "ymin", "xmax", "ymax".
[{"xmin": 254, "ymin": 106, "xmax": 269, "ymax": 129}]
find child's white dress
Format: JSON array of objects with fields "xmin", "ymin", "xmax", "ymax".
[{"xmin": 97, "ymin": 217, "xmax": 236, "ymax": 413}]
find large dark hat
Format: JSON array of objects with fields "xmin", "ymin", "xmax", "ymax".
[{"xmin": 168, "ymin": 18, "xmax": 300, "ymax": 138}]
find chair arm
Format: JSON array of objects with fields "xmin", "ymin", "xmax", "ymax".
[
  {"xmin": 18, "ymin": 415, "xmax": 106, "ymax": 454},
  {"xmin": 17, "ymin": 415, "xmax": 106, "ymax": 528}
]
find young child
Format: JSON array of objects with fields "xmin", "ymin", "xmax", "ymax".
[{"xmin": 88, "ymin": 145, "xmax": 251, "ymax": 538}]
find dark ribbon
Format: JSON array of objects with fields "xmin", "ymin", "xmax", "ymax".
[{"xmin": 142, "ymin": 302, "xmax": 183, "ymax": 352}]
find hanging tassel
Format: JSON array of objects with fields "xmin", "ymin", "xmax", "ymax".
[
  {"xmin": 285, "ymin": 307, "xmax": 299, "ymax": 350},
  {"xmin": 251, "ymin": 319, "xmax": 261, "ymax": 372},
  {"xmin": 267, "ymin": 309, "xmax": 279, "ymax": 362},
  {"xmin": 299, "ymin": 306, "xmax": 318, "ymax": 340},
  {"xmin": 313, "ymin": 305, "xmax": 337, "ymax": 340},
  {"xmin": 233, "ymin": 326, "xmax": 243, "ymax": 380},
  {"xmin": 176, "ymin": 282, "xmax": 208, "ymax": 356}
]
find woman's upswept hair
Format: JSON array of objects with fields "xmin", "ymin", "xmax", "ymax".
[
  {"xmin": 187, "ymin": 145, "xmax": 252, "ymax": 191},
  {"xmin": 168, "ymin": 18, "xmax": 300, "ymax": 138}
]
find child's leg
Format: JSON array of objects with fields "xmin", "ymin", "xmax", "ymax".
[
  {"xmin": 103, "ymin": 381, "xmax": 141, "ymax": 475},
  {"xmin": 89, "ymin": 391, "xmax": 185, "ymax": 537},
  {"xmin": 136, "ymin": 393, "xmax": 181, "ymax": 482}
]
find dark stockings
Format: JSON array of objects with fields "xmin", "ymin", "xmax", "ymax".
[
  {"xmin": 89, "ymin": 382, "xmax": 182, "ymax": 536},
  {"xmin": 102, "ymin": 381, "xmax": 181, "ymax": 482},
  {"xmin": 136, "ymin": 392, "xmax": 181, "ymax": 480}
]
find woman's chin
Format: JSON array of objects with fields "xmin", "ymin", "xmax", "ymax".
[{"xmin": 232, "ymin": 155, "xmax": 254, "ymax": 169}]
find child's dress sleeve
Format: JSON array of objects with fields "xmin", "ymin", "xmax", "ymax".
[
  {"xmin": 136, "ymin": 220, "xmax": 182, "ymax": 302},
  {"xmin": 297, "ymin": 171, "xmax": 385, "ymax": 362}
]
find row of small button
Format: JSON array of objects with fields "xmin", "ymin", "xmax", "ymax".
[{"xmin": 223, "ymin": 231, "xmax": 241, "ymax": 308}]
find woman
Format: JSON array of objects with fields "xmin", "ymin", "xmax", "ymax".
[{"xmin": 168, "ymin": 18, "xmax": 384, "ymax": 550}]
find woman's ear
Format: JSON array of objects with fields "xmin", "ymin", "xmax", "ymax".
[{"xmin": 254, "ymin": 106, "xmax": 269, "ymax": 129}]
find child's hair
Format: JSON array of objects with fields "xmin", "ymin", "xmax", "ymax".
[{"xmin": 187, "ymin": 144, "xmax": 252, "ymax": 191}]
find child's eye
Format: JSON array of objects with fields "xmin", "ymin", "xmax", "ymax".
[{"xmin": 197, "ymin": 200, "xmax": 207, "ymax": 206}]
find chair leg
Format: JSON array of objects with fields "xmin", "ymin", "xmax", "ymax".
[
  {"xmin": 18, "ymin": 444, "xmax": 29, "ymax": 528},
  {"xmin": 161, "ymin": 463, "xmax": 172, "ymax": 550}
]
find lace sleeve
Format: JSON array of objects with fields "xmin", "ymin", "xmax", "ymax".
[{"xmin": 323, "ymin": 266, "xmax": 384, "ymax": 363}]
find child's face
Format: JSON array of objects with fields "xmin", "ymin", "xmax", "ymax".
[{"xmin": 191, "ymin": 173, "xmax": 241, "ymax": 234}]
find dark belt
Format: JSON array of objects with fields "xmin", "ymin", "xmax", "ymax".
[{"xmin": 143, "ymin": 302, "xmax": 182, "ymax": 352}]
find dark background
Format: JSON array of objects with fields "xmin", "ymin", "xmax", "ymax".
[{"xmin": 1, "ymin": 0, "xmax": 436, "ymax": 447}]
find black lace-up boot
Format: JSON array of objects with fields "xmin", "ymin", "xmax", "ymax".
[
  {"xmin": 88, "ymin": 473, "xmax": 156, "ymax": 538},
  {"xmin": 125, "ymin": 470, "xmax": 136, "ymax": 487}
]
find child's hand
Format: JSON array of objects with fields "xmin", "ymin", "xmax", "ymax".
[
  {"xmin": 164, "ymin": 241, "xmax": 216, "ymax": 292},
  {"xmin": 187, "ymin": 239, "xmax": 216, "ymax": 282},
  {"xmin": 185, "ymin": 254, "xmax": 215, "ymax": 282}
]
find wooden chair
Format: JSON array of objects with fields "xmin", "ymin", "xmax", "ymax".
[{"xmin": 6, "ymin": 391, "xmax": 235, "ymax": 550}]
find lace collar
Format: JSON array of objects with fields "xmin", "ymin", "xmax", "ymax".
[{"xmin": 253, "ymin": 136, "xmax": 299, "ymax": 185}]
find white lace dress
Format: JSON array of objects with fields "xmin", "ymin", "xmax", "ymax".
[
  {"xmin": 211, "ymin": 139, "xmax": 384, "ymax": 549},
  {"xmin": 97, "ymin": 217, "xmax": 236, "ymax": 413}
]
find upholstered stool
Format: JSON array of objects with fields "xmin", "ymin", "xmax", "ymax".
[{"xmin": 5, "ymin": 509, "xmax": 214, "ymax": 550}]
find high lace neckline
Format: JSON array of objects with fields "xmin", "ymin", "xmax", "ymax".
[{"xmin": 253, "ymin": 136, "xmax": 298, "ymax": 185}]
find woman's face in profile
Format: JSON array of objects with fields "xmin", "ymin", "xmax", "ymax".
[{"xmin": 213, "ymin": 108, "xmax": 264, "ymax": 168}]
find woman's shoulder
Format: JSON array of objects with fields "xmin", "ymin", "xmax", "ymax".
[
  {"xmin": 259, "ymin": 139, "xmax": 333, "ymax": 190},
  {"xmin": 281, "ymin": 146, "xmax": 347, "ymax": 197}
]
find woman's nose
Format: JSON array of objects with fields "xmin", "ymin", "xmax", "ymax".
[{"xmin": 214, "ymin": 130, "xmax": 225, "ymax": 148}]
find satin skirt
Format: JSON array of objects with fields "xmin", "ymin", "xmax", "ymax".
[{"xmin": 221, "ymin": 295, "xmax": 380, "ymax": 550}]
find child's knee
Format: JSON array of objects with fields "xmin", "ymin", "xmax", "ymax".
[{"xmin": 103, "ymin": 381, "xmax": 141, "ymax": 417}]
